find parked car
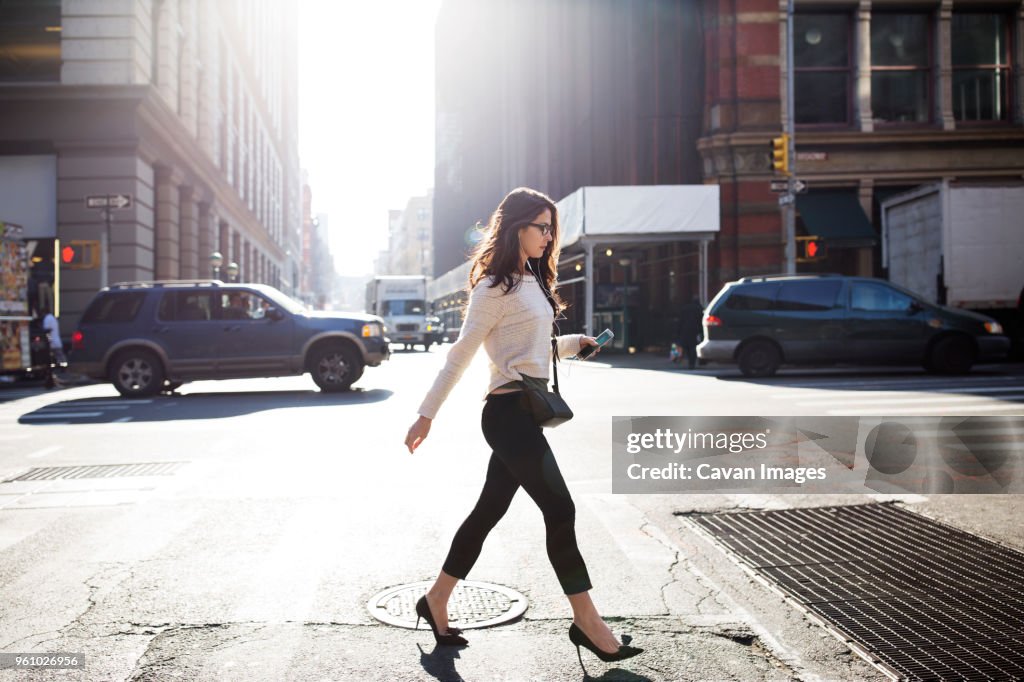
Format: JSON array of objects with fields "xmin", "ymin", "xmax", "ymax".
[
  {"xmin": 70, "ymin": 280, "xmax": 389, "ymax": 396},
  {"xmin": 697, "ymin": 274, "xmax": 1010, "ymax": 377}
]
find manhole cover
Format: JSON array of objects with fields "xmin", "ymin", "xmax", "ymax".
[
  {"xmin": 687, "ymin": 503, "xmax": 1024, "ymax": 682},
  {"xmin": 367, "ymin": 580, "xmax": 528, "ymax": 630}
]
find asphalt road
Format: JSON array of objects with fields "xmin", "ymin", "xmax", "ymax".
[{"xmin": 0, "ymin": 350, "xmax": 1021, "ymax": 681}]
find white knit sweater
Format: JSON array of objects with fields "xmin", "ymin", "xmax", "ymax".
[{"xmin": 417, "ymin": 272, "xmax": 584, "ymax": 420}]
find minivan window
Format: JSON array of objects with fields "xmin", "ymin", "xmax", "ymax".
[
  {"xmin": 80, "ymin": 292, "xmax": 146, "ymax": 323},
  {"xmin": 725, "ymin": 284, "xmax": 780, "ymax": 311},
  {"xmin": 776, "ymin": 280, "xmax": 843, "ymax": 311},
  {"xmin": 850, "ymin": 282, "xmax": 913, "ymax": 312},
  {"xmin": 158, "ymin": 292, "xmax": 215, "ymax": 321}
]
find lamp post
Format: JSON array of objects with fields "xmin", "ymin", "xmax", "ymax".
[
  {"xmin": 210, "ymin": 251, "xmax": 223, "ymax": 280},
  {"xmin": 226, "ymin": 261, "xmax": 239, "ymax": 283}
]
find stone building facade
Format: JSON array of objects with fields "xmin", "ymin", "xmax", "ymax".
[{"xmin": 0, "ymin": 0, "xmax": 303, "ymax": 331}]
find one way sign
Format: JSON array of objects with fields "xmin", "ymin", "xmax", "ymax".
[
  {"xmin": 769, "ymin": 179, "xmax": 808, "ymax": 194},
  {"xmin": 85, "ymin": 194, "xmax": 133, "ymax": 210}
]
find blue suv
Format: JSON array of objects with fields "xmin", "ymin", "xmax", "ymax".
[{"xmin": 70, "ymin": 280, "xmax": 389, "ymax": 396}]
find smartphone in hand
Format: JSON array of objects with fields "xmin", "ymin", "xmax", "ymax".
[{"xmin": 577, "ymin": 328, "xmax": 614, "ymax": 359}]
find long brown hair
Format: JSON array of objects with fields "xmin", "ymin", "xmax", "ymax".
[{"xmin": 468, "ymin": 187, "xmax": 565, "ymax": 313}]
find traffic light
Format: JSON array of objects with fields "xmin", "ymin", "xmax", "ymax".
[
  {"xmin": 796, "ymin": 236, "xmax": 826, "ymax": 262},
  {"xmin": 60, "ymin": 241, "xmax": 100, "ymax": 269},
  {"xmin": 770, "ymin": 134, "xmax": 789, "ymax": 175}
]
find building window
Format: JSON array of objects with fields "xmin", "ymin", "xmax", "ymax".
[
  {"xmin": 794, "ymin": 13, "xmax": 852, "ymax": 125},
  {"xmin": 952, "ymin": 13, "xmax": 1011, "ymax": 122},
  {"xmin": 871, "ymin": 13, "xmax": 931, "ymax": 124},
  {"xmin": 0, "ymin": 0, "xmax": 61, "ymax": 82}
]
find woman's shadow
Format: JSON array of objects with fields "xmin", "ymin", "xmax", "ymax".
[{"xmin": 417, "ymin": 643, "xmax": 653, "ymax": 682}]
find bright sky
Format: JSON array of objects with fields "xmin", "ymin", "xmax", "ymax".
[{"xmin": 297, "ymin": 0, "xmax": 442, "ymax": 277}]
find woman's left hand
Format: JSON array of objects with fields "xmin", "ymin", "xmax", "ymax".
[{"xmin": 579, "ymin": 336, "xmax": 600, "ymax": 359}]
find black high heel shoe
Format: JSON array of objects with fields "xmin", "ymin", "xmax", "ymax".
[
  {"xmin": 415, "ymin": 595, "xmax": 468, "ymax": 646},
  {"xmin": 568, "ymin": 622, "xmax": 643, "ymax": 671}
]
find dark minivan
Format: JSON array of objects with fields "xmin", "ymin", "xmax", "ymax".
[{"xmin": 697, "ymin": 274, "xmax": 1009, "ymax": 377}]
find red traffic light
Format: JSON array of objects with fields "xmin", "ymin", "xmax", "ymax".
[
  {"xmin": 796, "ymin": 235, "xmax": 826, "ymax": 262},
  {"xmin": 61, "ymin": 245, "xmax": 76, "ymax": 264}
]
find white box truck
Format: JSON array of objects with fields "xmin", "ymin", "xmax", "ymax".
[
  {"xmin": 365, "ymin": 275, "xmax": 432, "ymax": 351},
  {"xmin": 882, "ymin": 183, "xmax": 1024, "ymax": 356}
]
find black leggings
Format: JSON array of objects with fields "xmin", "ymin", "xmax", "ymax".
[{"xmin": 441, "ymin": 392, "xmax": 593, "ymax": 595}]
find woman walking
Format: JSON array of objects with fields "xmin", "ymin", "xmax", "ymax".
[{"xmin": 404, "ymin": 187, "xmax": 643, "ymax": 670}]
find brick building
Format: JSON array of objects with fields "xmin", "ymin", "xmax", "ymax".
[{"xmin": 433, "ymin": 0, "xmax": 1024, "ymax": 348}]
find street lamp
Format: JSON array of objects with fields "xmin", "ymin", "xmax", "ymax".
[
  {"xmin": 226, "ymin": 261, "xmax": 239, "ymax": 283},
  {"xmin": 210, "ymin": 251, "xmax": 223, "ymax": 280}
]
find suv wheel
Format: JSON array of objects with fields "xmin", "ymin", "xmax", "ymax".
[
  {"xmin": 310, "ymin": 343, "xmax": 364, "ymax": 392},
  {"xmin": 738, "ymin": 340, "xmax": 781, "ymax": 377},
  {"xmin": 928, "ymin": 335, "xmax": 975, "ymax": 374},
  {"xmin": 110, "ymin": 349, "xmax": 165, "ymax": 397}
]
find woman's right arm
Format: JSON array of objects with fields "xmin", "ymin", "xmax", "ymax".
[{"xmin": 413, "ymin": 279, "xmax": 506, "ymax": 421}]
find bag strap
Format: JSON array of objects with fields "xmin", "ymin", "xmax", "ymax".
[
  {"xmin": 529, "ymin": 263, "xmax": 562, "ymax": 394},
  {"xmin": 550, "ymin": 336, "xmax": 561, "ymax": 394}
]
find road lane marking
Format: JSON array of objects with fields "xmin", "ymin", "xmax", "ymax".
[
  {"xmin": 797, "ymin": 393, "xmax": 1024, "ymax": 407},
  {"xmin": 20, "ymin": 412, "xmax": 104, "ymax": 419},
  {"xmin": 827, "ymin": 403, "xmax": 1024, "ymax": 415},
  {"xmin": 27, "ymin": 445, "xmax": 63, "ymax": 459}
]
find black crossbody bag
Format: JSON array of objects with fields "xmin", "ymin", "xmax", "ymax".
[
  {"xmin": 520, "ymin": 269, "xmax": 574, "ymax": 428},
  {"xmin": 522, "ymin": 336, "xmax": 574, "ymax": 428}
]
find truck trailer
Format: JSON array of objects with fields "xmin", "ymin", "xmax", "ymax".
[{"xmin": 882, "ymin": 182, "xmax": 1024, "ymax": 356}]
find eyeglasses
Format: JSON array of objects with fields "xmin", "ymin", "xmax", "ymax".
[{"xmin": 527, "ymin": 222, "xmax": 553, "ymax": 237}]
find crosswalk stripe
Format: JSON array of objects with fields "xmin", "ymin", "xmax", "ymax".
[
  {"xmin": 20, "ymin": 412, "xmax": 104, "ymax": 419},
  {"xmin": 37, "ymin": 404, "xmax": 130, "ymax": 411},
  {"xmin": 798, "ymin": 394, "xmax": 1024, "ymax": 407},
  {"xmin": 771, "ymin": 385, "xmax": 1024, "ymax": 400},
  {"xmin": 827, "ymin": 403, "xmax": 1024, "ymax": 415},
  {"xmin": 27, "ymin": 445, "xmax": 63, "ymax": 459},
  {"xmin": 766, "ymin": 376, "xmax": 1019, "ymax": 390}
]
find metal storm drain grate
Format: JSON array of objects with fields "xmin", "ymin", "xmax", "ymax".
[
  {"xmin": 367, "ymin": 580, "xmax": 528, "ymax": 630},
  {"xmin": 687, "ymin": 503, "xmax": 1024, "ymax": 682},
  {"xmin": 4, "ymin": 462, "xmax": 188, "ymax": 482}
]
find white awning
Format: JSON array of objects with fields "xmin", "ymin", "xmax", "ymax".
[{"xmin": 556, "ymin": 184, "xmax": 720, "ymax": 248}]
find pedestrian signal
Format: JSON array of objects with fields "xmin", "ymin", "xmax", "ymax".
[
  {"xmin": 61, "ymin": 241, "xmax": 100, "ymax": 269},
  {"xmin": 770, "ymin": 134, "xmax": 789, "ymax": 175},
  {"xmin": 796, "ymin": 236, "xmax": 826, "ymax": 263}
]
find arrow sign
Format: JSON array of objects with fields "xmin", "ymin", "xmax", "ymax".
[
  {"xmin": 770, "ymin": 179, "xmax": 808, "ymax": 194},
  {"xmin": 108, "ymin": 194, "xmax": 132, "ymax": 209},
  {"xmin": 84, "ymin": 194, "xmax": 133, "ymax": 210}
]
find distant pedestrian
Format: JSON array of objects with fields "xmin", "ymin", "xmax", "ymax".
[
  {"xmin": 676, "ymin": 296, "xmax": 704, "ymax": 369},
  {"xmin": 40, "ymin": 309, "xmax": 66, "ymax": 368},
  {"xmin": 403, "ymin": 187, "xmax": 643, "ymax": 670}
]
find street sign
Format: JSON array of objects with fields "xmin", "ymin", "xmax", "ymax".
[
  {"xmin": 108, "ymin": 194, "xmax": 131, "ymax": 209},
  {"xmin": 778, "ymin": 194, "xmax": 794, "ymax": 206},
  {"xmin": 85, "ymin": 194, "xmax": 133, "ymax": 210},
  {"xmin": 770, "ymin": 179, "xmax": 808, "ymax": 193}
]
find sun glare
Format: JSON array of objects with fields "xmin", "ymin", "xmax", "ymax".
[{"xmin": 298, "ymin": 0, "xmax": 442, "ymax": 276}]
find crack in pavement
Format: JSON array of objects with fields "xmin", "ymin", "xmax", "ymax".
[{"xmin": 639, "ymin": 519, "xmax": 682, "ymax": 616}]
